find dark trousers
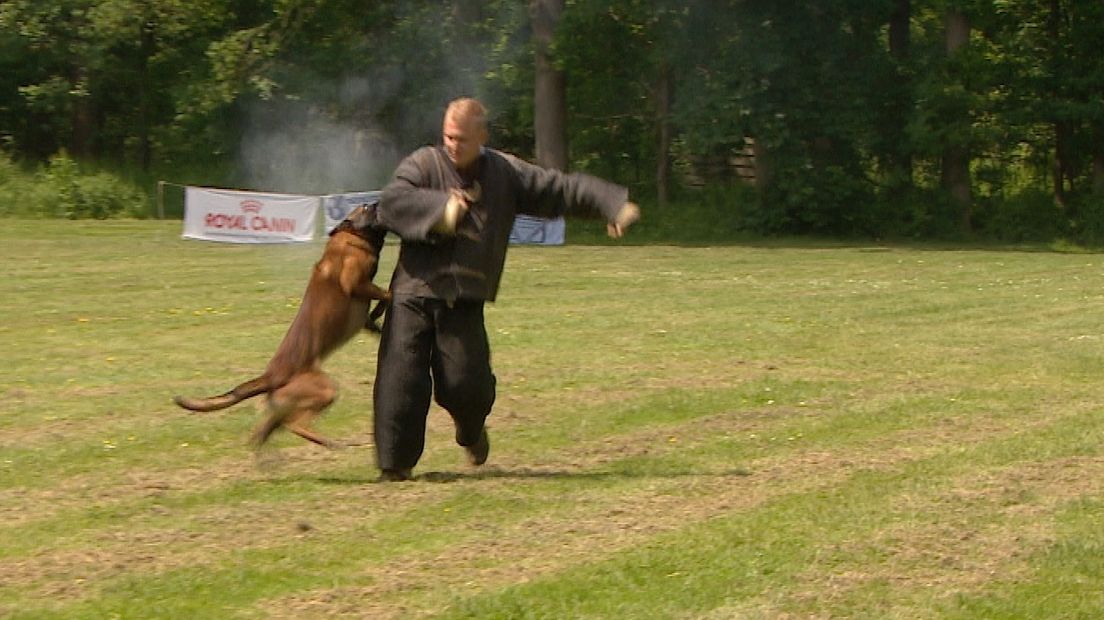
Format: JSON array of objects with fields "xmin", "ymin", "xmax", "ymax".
[{"xmin": 373, "ymin": 296, "xmax": 497, "ymax": 470}]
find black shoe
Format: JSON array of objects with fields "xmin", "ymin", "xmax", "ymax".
[
  {"xmin": 465, "ymin": 429, "xmax": 490, "ymax": 466},
  {"xmin": 378, "ymin": 468, "xmax": 413, "ymax": 482}
]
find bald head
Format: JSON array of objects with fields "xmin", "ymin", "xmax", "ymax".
[{"xmin": 443, "ymin": 98, "xmax": 488, "ymax": 170}]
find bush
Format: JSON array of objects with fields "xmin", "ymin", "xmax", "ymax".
[
  {"xmin": 565, "ymin": 183, "xmax": 761, "ymax": 245},
  {"xmin": 975, "ymin": 188, "xmax": 1062, "ymax": 242},
  {"xmin": 43, "ymin": 153, "xmax": 149, "ymax": 219},
  {"xmin": 1066, "ymin": 194, "xmax": 1104, "ymax": 246},
  {"xmin": 0, "ymin": 154, "xmax": 55, "ymax": 217},
  {"xmin": 0, "ymin": 151, "xmax": 149, "ymax": 219}
]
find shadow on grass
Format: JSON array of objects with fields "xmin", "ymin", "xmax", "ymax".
[
  {"xmin": 312, "ymin": 465, "xmax": 753, "ymax": 486},
  {"xmin": 566, "ymin": 235, "xmax": 1104, "ymax": 253}
]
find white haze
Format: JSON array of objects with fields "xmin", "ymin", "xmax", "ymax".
[
  {"xmin": 237, "ymin": 27, "xmax": 494, "ymax": 197},
  {"xmin": 237, "ymin": 99, "xmax": 401, "ymax": 196}
]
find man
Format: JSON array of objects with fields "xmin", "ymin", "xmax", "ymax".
[{"xmin": 373, "ymin": 97, "xmax": 639, "ymax": 481}]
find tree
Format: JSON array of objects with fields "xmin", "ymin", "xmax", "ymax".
[
  {"xmin": 983, "ymin": 0, "xmax": 1104, "ymax": 226},
  {"xmin": 941, "ymin": 6, "xmax": 972, "ymax": 230},
  {"xmin": 4, "ymin": 0, "xmax": 1104, "ymax": 241},
  {"xmin": 1045, "ymin": 0, "xmax": 1104, "ymax": 201},
  {"xmin": 674, "ymin": 1, "xmax": 895, "ymax": 234},
  {"xmin": 555, "ymin": 0, "xmax": 686, "ymax": 205},
  {"xmin": 0, "ymin": 0, "xmax": 97, "ymax": 159},
  {"xmin": 529, "ymin": 0, "xmax": 567, "ymax": 171},
  {"xmin": 883, "ymin": 0, "xmax": 914, "ymax": 195}
]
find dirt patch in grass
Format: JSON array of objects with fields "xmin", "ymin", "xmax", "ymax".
[
  {"xmin": 0, "ymin": 470, "xmax": 449, "ymax": 605},
  {"xmin": 257, "ymin": 460, "xmax": 845, "ymax": 619},
  {"xmin": 1, "ymin": 404, "xmax": 848, "ymax": 611},
  {"xmin": 784, "ymin": 456, "xmax": 1104, "ymax": 616},
  {"xmin": 2, "ymin": 451, "xmax": 272, "ymax": 528},
  {"xmin": 256, "ymin": 420, "xmax": 1064, "ymax": 618},
  {"xmin": 0, "ymin": 393, "xmax": 774, "ymax": 529},
  {"xmin": 4, "ymin": 394, "xmax": 1096, "ymax": 617}
]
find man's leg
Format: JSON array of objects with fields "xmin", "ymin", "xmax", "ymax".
[
  {"xmin": 373, "ymin": 296, "xmax": 435, "ymax": 474},
  {"xmin": 431, "ymin": 300, "xmax": 496, "ymax": 462}
]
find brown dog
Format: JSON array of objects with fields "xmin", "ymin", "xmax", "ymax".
[{"xmin": 173, "ymin": 203, "xmax": 390, "ymax": 448}]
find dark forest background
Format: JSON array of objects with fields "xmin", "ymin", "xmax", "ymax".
[{"xmin": 2, "ymin": 0, "xmax": 1103, "ymax": 242}]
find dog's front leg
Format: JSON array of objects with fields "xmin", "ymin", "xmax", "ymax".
[{"xmin": 350, "ymin": 280, "xmax": 390, "ymax": 303}]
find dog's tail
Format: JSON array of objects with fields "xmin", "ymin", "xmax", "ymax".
[{"xmin": 173, "ymin": 376, "xmax": 270, "ymax": 412}]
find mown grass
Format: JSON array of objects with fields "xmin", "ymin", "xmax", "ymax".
[{"xmin": 3, "ymin": 219, "xmax": 1104, "ymax": 618}]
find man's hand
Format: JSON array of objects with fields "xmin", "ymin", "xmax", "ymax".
[
  {"xmin": 433, "ymin": 186, "xmax": 475, "ymax": 235},
  {"xmin": 461, "ymin": 181, "xmax": 482, "ymax": 204},
  {"xmin": 607, "ymin": 202, "xmax": 640, "ymax": 238}
]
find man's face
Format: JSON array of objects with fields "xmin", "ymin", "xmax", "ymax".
[{"xmin": 443, "ymin": 112, "xmax": 487, "ymax": 170}]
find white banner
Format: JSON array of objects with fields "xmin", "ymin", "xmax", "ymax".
[
  {"xmin": 182, "ymin": 187, "xmax": 319, "ymax": 243},
  {"xmin": 322, "ymin": 191, "xmax": 381, "ymax": 233},
  {"xmin": 509, "ymin": 215, "xmax": 565, "ymax": 245}
]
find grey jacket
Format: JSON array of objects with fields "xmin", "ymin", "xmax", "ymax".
[{"xmin": 378, "ymin": 146, "xmax": 629, "ymax": 302}]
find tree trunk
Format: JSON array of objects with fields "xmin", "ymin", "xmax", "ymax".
[
  {"xmin": 944, "ymin": 8, "xmax": 970, "ymax": 54},
  {"xmin": 68, "ymin": 66, "xmax": 93, "ymax": 158},
  {"xmin": 1054, "ymin": 121, "xmax": 1072, "ymax": 206},
  {"xmin": 1048, "ymin": 0, "xmax": 1069, "ymax": 206},
  {"xmin": 450, "ymin": 0, "xmax": 483, "ymax": 97},
  {"xmin": 655, "ymin": 62, "xmax": 672, "ymax": 207},
  {"xmin": 889, "ymin": 0, "xmax": 911, "ymax": 58},
  {"xmin": 886, "ymin": 0, "xmax": 912, "ymax": 191},
  {"xmin": 942, "ymin": 8, "xmax": 972, "ymax": 231},
  {"xmin": 752, "ymin": 138, "xmax": 771, "ymax": 191},
  {"xmin": 529, "ymin": 0, "xmax": 568, "ymax": 171},
  {"xmin": 138, "ymin": 16, "xmax": 155, "ymax": 171},
  {"xmin": 452, "ymin": 0, "xmax": 482, "ymax": 31},
  {"xmin": 1093, "ymin": 151, "xmax": 1104, "ymax": 197},
  {"xmin": 1093, "ymin": 122, "xmax": 1104, "ymax": 196},
  {"xmin": 452, "ymin": 0, "xmax": 482, "ymax": 52}
]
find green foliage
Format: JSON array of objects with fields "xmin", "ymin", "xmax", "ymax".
[
  {"xmin": 42, "ymin": 152, "xmax": 149, "ymax": 219},
  {"xmin": 1064, "ymin": 194, "xmax": 1104, "ymax": 246},
  {"xmin": 566, "ymin": 184, "xmax": 758, "ymax": 245},
  {"xmin": 974, "ymin": 187, "xmax": 1061, "ymax": 243},
  {"xmin": 2, "ymin": 0, "xmax": 1104, "ymax": 241},
  {"xmin": 555, "ymin": 1, "xmax": 685, "ymax": 188},
  {"xmin": 0, "ymin": 154, "xmax": 57, "ymax": 217},
  {"xmin": 0, "ymin": 150, "xmax": 148, "ymax": 218}
]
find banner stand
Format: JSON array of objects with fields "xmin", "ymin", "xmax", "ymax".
[
  {"xmin": 168, "ymin": 183, "xmax": 568, "ymax": 246},
  {"xmin": 182, "ymin": 186, "xmax": 319, "ymax": 243}
]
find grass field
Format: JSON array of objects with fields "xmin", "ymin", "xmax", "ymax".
[{"xmin": 3, "ymin": 219, "xmax": 1104, "ymax": 619}]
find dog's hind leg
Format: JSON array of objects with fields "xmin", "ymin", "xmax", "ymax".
[
  {"xmin": 286, "ymin": 422, "xmax": 338, "ymax": 448},
  {"xmin": 250, "ymin": 398, "xmax": 288, "ymax": 449},
  {"xmin": 252, "ymin": 371, "xmax": 338, "ymax": 449}
]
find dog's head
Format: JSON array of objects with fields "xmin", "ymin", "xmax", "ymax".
[{"xmin": 332, "ymin": 201, "xmax": 386, "ymax": 247}]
